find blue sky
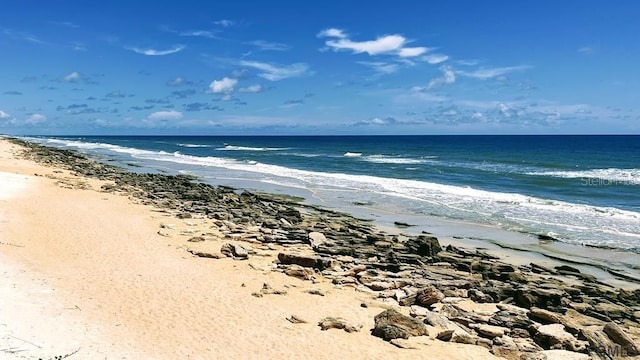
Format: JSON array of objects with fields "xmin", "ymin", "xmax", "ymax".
[{"xmin": 1, "ymin": 1, "xmax": 639, "ymax": 135}]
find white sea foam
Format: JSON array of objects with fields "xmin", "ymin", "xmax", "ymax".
[
  {"xmin": 343, "ymin": 152, "xmax": 362, "ymax": 157},
  {"xmin": 527, "ymin": 168, "xmax": 640, "ymax": 185},
  {"xmin": 363, "ymin": 155, "xmax": 438, "ymax": 165},
  {"xmin": 177, "ymin": 143, "xmax": 212, "ymax": 148},
  {"xmin": 217, "ymin": 145, "xmax": 289, "ymax": 151}
]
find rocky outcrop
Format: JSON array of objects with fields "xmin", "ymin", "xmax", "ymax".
[{"xmin": 372, "ymin": 309, "xmax": 429, "ymax": 340}]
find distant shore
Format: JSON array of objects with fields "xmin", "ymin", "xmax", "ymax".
[{"xmin": 1, "ymin": 137, "xmax": 639, "ymax": 359}]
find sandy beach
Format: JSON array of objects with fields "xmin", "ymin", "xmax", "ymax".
[
  {"xmin": 0, "ymin": 140, "xmax": 506, "ymax": 359},
  {"xmin": 1, "ymin": 138, "xmax": 639, "ymax": 360}
]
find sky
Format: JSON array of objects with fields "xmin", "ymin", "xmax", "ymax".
[{"xmin": 1, "ymin": 0, "xmax": 639, "ymax": 135}]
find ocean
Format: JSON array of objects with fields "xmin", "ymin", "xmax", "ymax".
[{"xmin": 24, "ymin": 135, "xmax": 640, "ymax": 257}]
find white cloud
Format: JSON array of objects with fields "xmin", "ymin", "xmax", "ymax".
[
  {"xmin": 239, "ymin": 84, "xmax": 263, "ymax": 93},
  {"xmin": 214, "ymin": 19, "xmax": 235, "ymax": 27},
  {"xmin": 318, "ymin": 28, "xmax": 428, "ymax": 58},
  {"xmin": 317, "ymin": 28, "xmax": 347, "ymax": 38},
  {"xmin": 247, "ymin": 40, "xmax": 289, "ymax": 51},
  {"xmin": 127, "ymin": 45, "xmax": 185, "ymax": 56},
  {"xmin": 428, "ymin": 65, "xmax": 456, "ymax": 89},
  {"xmin": 209, "ymin": 77, "xmax": 238, "ymax": 93},
  {"xmin": 357, "ymin": 61, "xmax": 399, "ymax": 74},
  {"xmin": 147, "ymin": 110, "xmax": 183, "ymax": 120},
  {"xmin": 240, "ymin": 61, "xmax": 310, "ymax": 81},
  {"xmin": 423, "ymin": 54, "xmax": 449, "ymax": 64},
  {"xmin": 25, "ymin": 113, "xmax": 46, "ymax": 125},
  {"xmin": 63, "ymin": 71, "xmax": 81, "ymax": 82},
  {"xmin": 326, "ymin": 34, "xmax": 405, "ymax": 55},
  {"xmin": 457, "ymin": 65, "xmax": 530, "ymax": 79},
  {"xmin": 398, "ymin": 47, "xmax": 428, "ymax": 57},
  {"xmin": 0, "ymin": 110, "xmax": 10, "ymax": 118},
  {"xmin": 180, "ymin": 30, "xmax": 218, "ymax": 39}
]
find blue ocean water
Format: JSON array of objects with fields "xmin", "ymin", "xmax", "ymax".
[{"xmin": 27, "ymin": 135, "xmax": 640, "ymax": 252}]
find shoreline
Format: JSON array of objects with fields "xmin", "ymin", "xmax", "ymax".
[{"xmin": 1, "ymin": 137, "xmax": 639, "ymax": 359}]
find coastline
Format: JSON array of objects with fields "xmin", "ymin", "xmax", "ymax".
[{"xmin": 1, "ymin": 137, "xmax": 639, "ymax": 359}]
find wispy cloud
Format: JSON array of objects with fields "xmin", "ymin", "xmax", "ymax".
[
  {"xmin": 56, "ymin": 71, "xmax": 96, "ymax": 84},
  {"xmin": 26, "ymin": 113, "xmax": 47, "ymax": 125},
  {"xmin": 240, "ymin": 60, "xmax": 311, "ymax": 81},
  {"xmin": 2, "ymin": 90, "xmax": 23, "ymax": 95},
  {"xmin": 354, "ymin": 116, "xmax": 398, "ymax": 126},
  {"xmin": 0, "ymin": 110, "xmax": 10, "ymax": 118},
  {"xmin": 238, "ymin": 84, "xmax": 263, "ymax": 93},
  {"xmin": 50, "ymin": 21, "xmax": 79, "ymax": 29},
  {"xmin": 105, "ymin": 90, "xmax": 132, "ymax": 98},
  {"xmin": 428, "ymin": 65, "xmax": 456, "ymax": 89},
  {"xmin": 357, "ymin": 61, "xmax": 399, "ymax": 74},
  {"xmin": 1, "ymin": 28, "xmax": 44, "ymax": 44},
  {"xmin": 423, "ymin": 54, "xmax": 448, "ymax": 64},
  {"xmin": 457, "ymin": 65, "xmax": 530, "ymax": 79},
  {"xmin": 214, "ymin": 19, "xmax": 235, "ymax": 27},
  {"xmin": 180, "ymin": 30, "xmax": 219, "ymax": 39},
  {"xmin": 578, "ymin": 46, "xmax": 594, "ymax": 55},
  {"xmin": 127, "ymin": 45, "xmax": 185, "ymax": 56},
  {"xmin": 147, "ymin": 110, "xmax": 183, "ymax": 120},
  {"xmin": 166, "ymin": 77, "xmax": 194, "ymax": 87},
  {"xmin": 317, "ymin": 28, "xmax": 428, "ymax": 58},
  {"xmin": 246, "ymin": 40, "xmax": 289, "ymax": 51}
]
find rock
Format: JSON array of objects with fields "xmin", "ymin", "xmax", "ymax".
[
  {"xmin": 318, "ymin": 317, "xmax": 361, "ymax": 333},
  {"xmin": 436, "ymin": 329, "xmax": 455, "ymax": 341},
  {"xmin": 256, "ymin": 283, "xmax": 287, "ymax": 296},
  {"xmin": 594, "ymin": 302, "xmax": 630, "ymax": 320},
  {"xmin": 580, "ymin": 327, "xmax": 615, "ymax": 357},
  {"xmin": 470, "ymin": 323, "xmax": 510, "ymax": 338},
  {"xmin": 286, "ymin": 315, "xmax": 308, "ymax": 324},
  {"xmin": 555, "ymin": 265, "xmax": 581, "ymax": 273},
  {"xmin": 415, "ymin": 286, "xmax": 444, "ymax": 307},
  {"xmin": 529, "ymin": 307, "xmax": 563, "ymax": 324},
  {"xmin": 536, "ymin": 350, "xmax": 590, "ymax": 360},
  {"xmin": 187, "ymin": 236, "xmax": 206, "ymax": 242},
  {"xmin": 308, "ymin": 231, "xmax": 327, "ymax": 249},
  {"xmin": 469, "ymin": 289, "xmax": 494, "ymax": 303},
  {"xmin": 390, "ymin": 338, "xmax": 419, "ymax": 349},
  {"xmin": 409, "ymin": 305, "xmax": 430, "ymax": 318},
  {"xmin": 305, "ymin": 288, "xmax": 325, "ymax": 296},
  {"xmin": 157, "ymin": 230, "xmax": 172, "ymax": 237},
  {"xmin": 602, "ymin": 322, "xmax": 639, "ymax": 356},
  {"xmin": 534, "ymin": 324, "xmax": 583, "ymax": 351},
  {"xmin": 220, "ymin": 243, "xmax": 249, "ymax": 259},
  {"xmin": 284, "ymin": 265, "xmax": 315, "ymax": 280},
  {"xmin": 405, "ymin": 235, "xmax": 442, "ymax": 257},
  {"xmin": 372, "ymin": 309, "xmax": 429, "ymax": 341},
  {"xmin": 450, "ymin": 330, "xmax": 477, "ymax": 345},
  {"xmin": 277, "ymin": 252, "xmax": 336, "ymax": 270},
  {"xmin": 186, "ymin": 248, "xmax": 223, "ymax": 259}
]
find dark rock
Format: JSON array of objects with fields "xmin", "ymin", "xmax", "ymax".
[
  {"xmin": 405, "ymin": 235, "xmax": 442, "ymax": 257},
  {"xmin": 372, "ymin": 309, "xmax": 429, "ymax": 341},
  {"xmin": 277, "ymin": 252, "xmax": 336, "ymax": 270}
]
